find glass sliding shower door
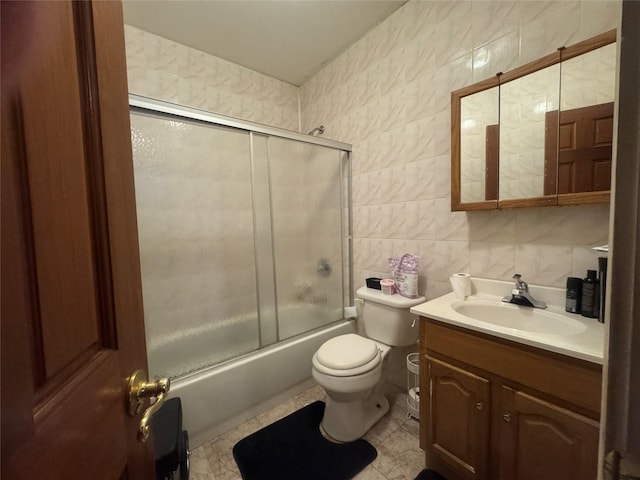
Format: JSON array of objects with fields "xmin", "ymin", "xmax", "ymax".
[
  {"xmin": 130, "ymin": 97, "xmax": 352, "ymax": 381},
  {"xmin": 268, "ymin": 137, "xmax": 346, "ymax": 340},
  {"xmin": 131, "ymin": 113, "xmax": 260, "ymax": 379}
]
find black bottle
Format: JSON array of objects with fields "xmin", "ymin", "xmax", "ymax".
[
  {"xmin": 598, "ymin": 257, "xmax": 607, "ymax": 323},
  {"xmin": 565, "ymin": 277, "xmax": 582, "ymax": 314},
  {"xmin": 581, "ymin": 270, "xmax": 600, "ymax": 319}
]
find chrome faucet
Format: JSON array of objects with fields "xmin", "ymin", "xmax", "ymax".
[{"xmin": 502, "ymin": 274, "xmax": 547, "ymax": 309}]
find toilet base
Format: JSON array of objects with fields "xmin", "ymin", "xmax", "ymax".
[{"xmin": 320, "ymin": 392, "xmax": 390, "ymax": 443}]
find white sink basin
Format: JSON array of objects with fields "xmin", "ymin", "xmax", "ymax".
[
  {"xmin": 451, "ymin": 300, "xmax": 587, "ymax": 336},
  {"xmin": 410, "ymin": 277, "xmax": 604, "ymax": 364}
]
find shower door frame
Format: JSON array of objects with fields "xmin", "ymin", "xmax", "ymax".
[
  {"xmin": 129, "ymin": 94, "xmax": 354, "ymax": 357},
  {"xmin": 129, "ymin": 95, "xmax": 351, "ymax": 151}
]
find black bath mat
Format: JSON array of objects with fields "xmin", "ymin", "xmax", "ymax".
[
  {"xmin": 415, "ymin": 469, "xmax": 447, "ymax": 480},
  {"xmin": 232, "ymin": 401, "xmax": 377, "ymax": 480}
]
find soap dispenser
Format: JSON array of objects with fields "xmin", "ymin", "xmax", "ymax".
[{"xmin": 581, "ymin": 270, "xmax": 600, "ymax": 319}]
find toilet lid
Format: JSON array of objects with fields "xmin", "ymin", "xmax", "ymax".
[{"xmin": 316, "ymin": 334, "xmax": 379, "ymax": 370}]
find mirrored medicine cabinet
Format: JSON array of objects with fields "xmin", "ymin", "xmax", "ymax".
[{"xmin": 451, "ymin": 30, "xmax": 617, "ymax": 211}]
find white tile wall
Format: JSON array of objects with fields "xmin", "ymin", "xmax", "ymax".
[
  {"xmin": 300, "ymin": 0, "xmax": 620, "ymax": 294},
  {"xmin": 124, "ymin": 25, "xmax": 300, "ymax": 131}
]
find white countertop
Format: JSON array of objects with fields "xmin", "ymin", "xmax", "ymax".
[{"xmin": 410, "ymin": 278, "xmax": 605, "ymax": 365}]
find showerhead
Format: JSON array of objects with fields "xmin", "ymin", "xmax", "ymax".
[{"xmin": 307, "ymin": 125, "xmax": 325, "ymax": 136}]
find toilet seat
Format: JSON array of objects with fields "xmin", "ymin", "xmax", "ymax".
[{"xmin": 313, "ymin": 334, "xmax": 381, "ymax": 377}]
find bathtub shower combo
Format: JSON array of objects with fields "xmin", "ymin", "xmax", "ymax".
[{"xmin": 129, "ymin": 95, "xmax": 354, "ymax": 446}]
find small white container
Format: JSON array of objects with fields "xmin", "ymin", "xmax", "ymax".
[{"xmin": 381, "ymin": 279, "xmax": 396, "ymax": 295}]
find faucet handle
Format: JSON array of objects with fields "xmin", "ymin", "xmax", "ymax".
[{"xmin": 512, "ymin": 273, "xmax": 528, "ymax": 291}]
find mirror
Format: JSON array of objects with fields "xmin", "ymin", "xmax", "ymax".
[
  {"xmin": 451, "ymin": 30, "xmax": 616, "ymax": 211},
  {"xmin": 499, "ymin": 63, "xmax": 560, "ymax": 204},
  {"xmin": 460, "ymin": 86, "xmax": 499, "ymax": 204},
  {"xmin": 553, "ymin": 42, "xmax": 616, "ymax": 204},
  {"xmin": 451, "ymin": 76, "xmax": 500, "ymax": 211}
]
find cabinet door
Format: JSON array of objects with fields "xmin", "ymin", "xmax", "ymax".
[
  {"xmin": 426, "ymin": 356, "xmax": 490, "ymax": 480},
  {"xmin": 498, "ymin": 386, "xmax": 599, "ymax": 480}
]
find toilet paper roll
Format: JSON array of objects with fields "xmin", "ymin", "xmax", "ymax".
[{"xmin": 450, "ymin": 273, "xmax": 471, "ymax": 299}]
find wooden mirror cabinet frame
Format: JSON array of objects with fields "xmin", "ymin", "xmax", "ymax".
[{"xmin": 451, "ymin": 29, "xmax": 617, "ymax": 212}]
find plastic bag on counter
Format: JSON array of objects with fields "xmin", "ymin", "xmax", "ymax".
[{"xmin": 388, "ymin": 253, "xmax": 419, "ymax": 298}]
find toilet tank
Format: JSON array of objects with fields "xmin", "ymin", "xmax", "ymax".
[{"xmin": 356, "ymin": 286, "xmax": 426, "ymax": 346}]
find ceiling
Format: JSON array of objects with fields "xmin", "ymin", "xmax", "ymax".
[{"xmin": 122, "ymin": 0, "xmax": 407, "ymax": 86}]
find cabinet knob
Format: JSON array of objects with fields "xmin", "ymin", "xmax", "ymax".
[
  {"xmin": 475, "ymin": 401, "xmax": 484, "ymax": 411},
  {"xmin": 502, "ymin": 413, "xmax": 512, "ymax": 423}
]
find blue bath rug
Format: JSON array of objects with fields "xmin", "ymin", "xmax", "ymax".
[{"xmin": 232, "ymin": 401, "xmax": 377, "ymax": 480}]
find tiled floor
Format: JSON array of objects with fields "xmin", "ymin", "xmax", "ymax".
[{"xmin": 190, "ymin": 383, "xmax": 425, "ymax": 480}]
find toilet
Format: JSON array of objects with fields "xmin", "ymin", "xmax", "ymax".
[{"xmin": 312, "ymin": 286, "xmax": 426, "ymax": 442}]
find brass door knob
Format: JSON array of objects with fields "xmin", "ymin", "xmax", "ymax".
[{"xmin": 127, "ymin": 369, "xmax": 171, "ymax": 441}]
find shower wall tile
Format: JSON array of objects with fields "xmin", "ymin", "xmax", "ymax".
[
  {"xmin": 124, "ymin": 25, "xmax": 299, "ymax": 131},
  {"xmin": 301, "ymin": 0, "xmax": 618, "ymax": 298},
  {"xmin": 425, "ymin": 280, "xmax": 452, "ymax": 301},
  {"xmin": 404, "ymin": 33, "xmax": 436, "ymax": 86},
  {"xmin": 565, "ymin": 204, "xmax": 611, "ymax": 246},
  {"xmin": 469, "ymin": 242, "xmax": 517, "ymax": 279},
  {"xmin": 405, "ymin": 118, "xmax": 436, "ymax": 164},
  {"xmin": 580, "ymin": 0, "xmax": 621, "ymax": 39},
  {"xmin": 434, "ymin": 4, "xmax": 474, "ymax": 67},
  {"xmin": 520, "ymin": 1, "xmax": 582, "ymax": 65},
  {"xmin": 467, "ymin": 210, "xmax": 517, "ymax": 243},
  {"xmin": 573, "ymin": 246, "xmax": 606, "ymax": 278},
  {"xmin": 433, "ymin": 154, "xmax": 452, "ymax": 199},
  {"xmin": 379, "ymin": 93, "xmax": 406, "ymax": 133},
  {"xmin": 433, "ymin": 199, "xmax": 469, "ymax": 241},
  {"xmin": 515, "ymin": 204, "xmax": 610, "ymax": 246},
  {"xmin": 406, "ymin": 200, "xmax": 437, "ymax": 240},
  {"xmin": 471, "ymin": 1, "xmax": 519, "ymax": 48},
  {"xmin": 431, "ymin": 241, "xmax": 471, "ymax": 283},
  {"xmin": 382, "ymin": 203, "xmax": 408, "ymax": 239},
  {"xmin": 378, "ymin": 55, "xmax": 406, "ymax": 97},
  {"xmin": 515, "ymin": 244, "xmax": 575, "ymax": 288},
  {"xmin": 472, "ymin": 30, "xmax": 520, "ymax": 83},
  {"xmin": 404, "ymin": 74, "xmax": 436, "ymax": 124}
]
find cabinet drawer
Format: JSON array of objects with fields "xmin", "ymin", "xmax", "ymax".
[{"xmin": 421, "ymin": 318, "xmax": 602, "ymax": 415}]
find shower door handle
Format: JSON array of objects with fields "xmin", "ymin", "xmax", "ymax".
[{"xmin": 127, "ymin": 369, "xmax": 171, "ymax": 442}]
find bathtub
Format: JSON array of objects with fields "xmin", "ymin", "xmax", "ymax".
[{"xmin": 165, "ymin": 313, "xmax": 354, "ymax": 447}]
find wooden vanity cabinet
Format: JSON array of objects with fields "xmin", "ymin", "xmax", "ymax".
[{"xmin": 419, "ymin": 318, "xmax": 602, "ymax": 480}]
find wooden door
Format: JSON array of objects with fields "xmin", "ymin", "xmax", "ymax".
[
  {"xmin": 544, "ymin": 103, "xmax": 614, "ymax": 195},
  {"xmin": 498, "ymin": 386, "xmax": 599, "ymax": 480},
  {"xmin": 425, "ymin": 356, "xmax": 490, "ymax": 480},
  {"xmin": 1, "ymin": 1, "xmax": 155, "ymax": 478}
]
